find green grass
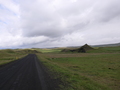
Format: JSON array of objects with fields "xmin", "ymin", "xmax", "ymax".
[
  {"xmin": 35, "ymin": 48, "xmax": 62, "ymax": 53},
  {"xmin": 0, "ymin": 49, "xmax": 39, "ymax": 66},
  {"xmin": 35, "ymin": 46, "xmax": 120, "ymax": 54},
  {"xmin": 1, "ymin": 46, "xmax": 119, "ymax": 90},
  {"xmin": 88, "ymin": 46, "xmax": 120, "ymax": 53},
  {"xmin": 37, "ymin": 53, "xmax": 120, "ymax": 90}
]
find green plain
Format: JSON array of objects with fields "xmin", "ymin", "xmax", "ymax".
[{"xmin": 37, "ymin": 46, "xmax": 120, "ymax": 90}]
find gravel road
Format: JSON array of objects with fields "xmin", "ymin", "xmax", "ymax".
[{"xmin": 0, "ymin": 54, "xmax": 55, "ymax": 90}]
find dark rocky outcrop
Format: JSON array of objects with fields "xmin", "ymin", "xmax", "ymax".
[
  {"xmin": 61, "ymin": 44, "xmax": 94, "ymax": 53},
  {"xmin": 78, "ymin": 44, "xmax": 94, "ymax": 53}
]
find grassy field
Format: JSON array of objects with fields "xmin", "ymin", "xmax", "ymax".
[
  {"xmin": 35, "ymin": 48, "xmax": 62, "ymax": 53},
  {"xmin": 0, "ymin": 49, "xmax": 38, "ymax": 66},
  {"xmin": 37, "ymin": 46, "xmax": 120, "ymax": 90},
  {"xmin": 0, "ymin": 46, "xmax": 120, "ymax": 90},
  {"xmin": 88, "ymin": 46, "xmax": 120, "ymax": 53}
]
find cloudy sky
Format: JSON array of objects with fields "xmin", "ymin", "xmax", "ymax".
[{"xmin": 0, "ymin": 0, "xmax": 120, "ymax": 48}]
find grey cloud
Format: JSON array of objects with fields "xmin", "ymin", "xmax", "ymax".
[
  {"xmin": 91, "ymin": 0, "xmax": 120, "ymax": 23},
  {"xmin": 0, "ymin": 0, "xmax": 120, "ymax": 48},
  {"xmin": 102, "ymin": 3, "xmax": 120, "ymax": 22},
  {"xmin": 19, "ymin": 0, "xmax": 120, "ymax": 45},
  {"xmin": 20, "ymin": 0, "xmax": 94, "ymax": 38}
]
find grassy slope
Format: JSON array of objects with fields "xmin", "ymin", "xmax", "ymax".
[
  {"xmin": 88, "ymin": 46, "xmax": 120, "ymax": 53},
  {"xmin": 0, "ymin": 49, "xmax": 38, "ymax": 66},
  {"xmin": 37, "ymin": 46, "xmax": 120, "ymax": 90},
  {"xmin": 35, "ymin": 48, "xmax": 62, "ymax": 53}
]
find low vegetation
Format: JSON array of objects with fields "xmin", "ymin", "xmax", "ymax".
[
  {"xmin": 1, "ymin": 45, "xmax": 120, "ymax": 90},
  {"xmin": 37, "ymin": 46, "xmax": 120, "ymax": 90},
  {"xmin": 35, "ymin": 48, "xmax": 61, "ymax": 53},
  {"xmin": 0, "ymin": 49, "xmax": 39, "ymax": 66},
  {"xmin": 88, "ymin": 46, "xmax": 120, "ymax": 53}
]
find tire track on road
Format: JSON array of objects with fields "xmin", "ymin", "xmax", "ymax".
[{"xmin": 0, "ymin": 54, "xmax": 44, "ymax": 90}]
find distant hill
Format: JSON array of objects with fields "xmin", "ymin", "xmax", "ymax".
[
  {"xmin": 0, "ymin": 49, "xmax": 41, "ymax": 54},
  {"xmin": 62, "ymin": 42, "xmax": 120, "ymax": 48},
  {"xmin": 77, "ymin": 44, "xmax": 94, "ymax": 53},
  {"xmin": 92, "ymin": 43, "xmax": 120, "ymax": 47},
  {"xmin": 61, "ymin": 44, "xmax": 94, "ymax": 53}
]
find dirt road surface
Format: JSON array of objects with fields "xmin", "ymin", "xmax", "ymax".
[{"xmin": 0, "ymin": 54, "xmax": 56, "ymax": 90}]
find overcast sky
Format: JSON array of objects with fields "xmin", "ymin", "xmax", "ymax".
[{"xmin": 0, "ymin": 0, "xmax": 120, "ymax": 48}]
